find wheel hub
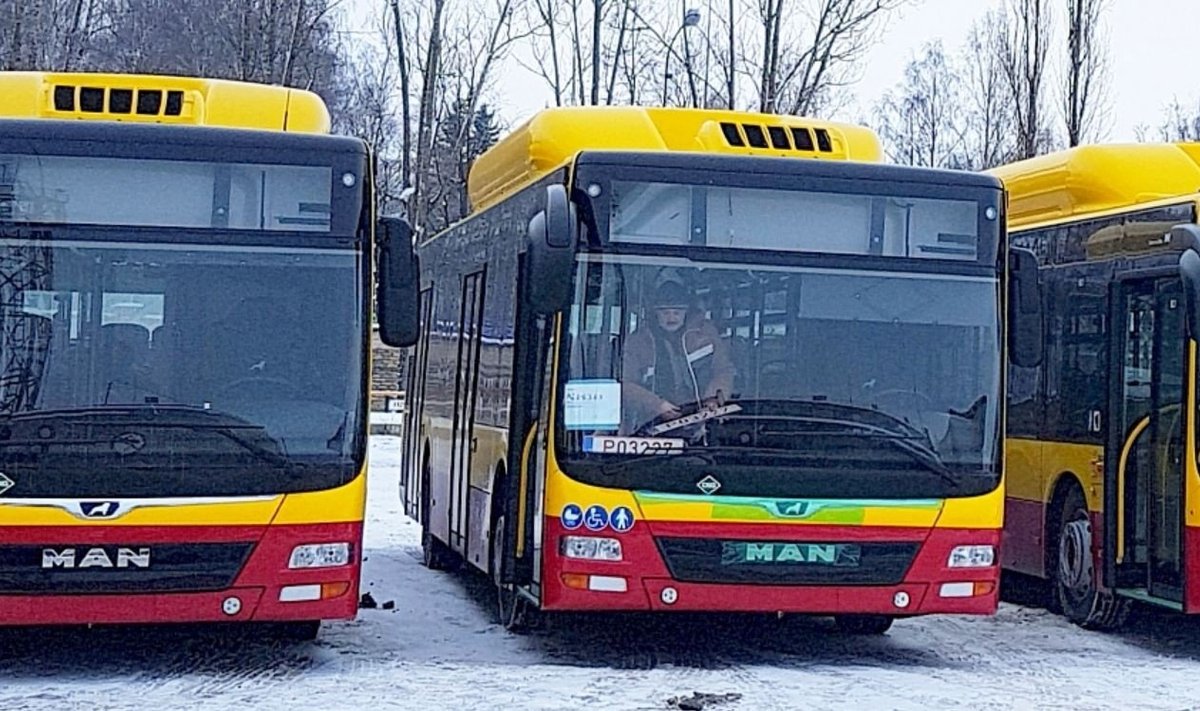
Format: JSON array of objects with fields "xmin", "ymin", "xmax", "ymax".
[{"xmin": 1059, "ymin": 516, "xmax": 1094, "ymax": 593}]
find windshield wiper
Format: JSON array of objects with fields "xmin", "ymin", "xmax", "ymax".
[
  {"xmin": 871, "ymin": 435, "xmax": 959, "ymax": 489},
  {"xmin": 0, "ymin": 405, "xmax": 294, "ymax": 471},
  {"xmin": 715, "ymin": 397, "xmax": 940, "ymax": 446},
  {"xmin": 740, "ymin": 415, "xmax": 958, "ymax": 489}
]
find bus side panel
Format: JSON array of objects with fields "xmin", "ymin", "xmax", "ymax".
[
  {"xmin": 1003, "ymin": 438, "xmax": 1046, "ymax": 577},
  {"xmin": 414, "ymin": 181, "xmax": 539, "ymax": 571}
]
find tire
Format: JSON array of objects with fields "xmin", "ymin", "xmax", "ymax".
[
  {"xmin": 1054, "ymin": 485, "xmax": 1129, "ymax": 630},
  {"xmin": 420, "ymin": 458, "xmax": 459, "ymax": 571},
  {"xmin": 492, "ymin": 514, "xmax": 536, "ymax": 633},
  {"xmin": 833, "ymin": 615, "xmax": 894, "ymax": 635}
]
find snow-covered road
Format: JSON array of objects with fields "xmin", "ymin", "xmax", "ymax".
[{"xmin": 3, "ymin": 436, "xmax": 1200, "ymax": 710}]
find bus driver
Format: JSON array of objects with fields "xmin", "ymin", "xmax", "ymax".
[{"xmin": 621, "ymin": 276, "xmax": 735, "ymax": 429}]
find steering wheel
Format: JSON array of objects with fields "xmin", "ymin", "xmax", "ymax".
[
  {"xmin": 633, "ymin": 400, "xmax": 704, "ymax": 437},
  {"xmin": 214, "ymin": 376, "xmax": 303, "ymax": 400}
]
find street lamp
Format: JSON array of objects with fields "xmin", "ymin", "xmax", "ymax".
[{"xmin": 662, "ymin": 7, "xmax": 702, "ymax": 106}]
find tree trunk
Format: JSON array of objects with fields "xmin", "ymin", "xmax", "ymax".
[{"xmin": 389, "ymin": 0, "xmax": 413, "ymax": 192}]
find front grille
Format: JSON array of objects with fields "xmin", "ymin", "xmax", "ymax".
[
  {"xmin": 0, "ymin": 543, "xmax": 254, "ymax": 594},
  {"xmin": 656, "ymin": 537, "xmax": 919, "ymax": 586}
]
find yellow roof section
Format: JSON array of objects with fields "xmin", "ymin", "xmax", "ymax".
[
  {"xmin": 988, "ymin": 143, "xmax": 1200, "ymax": 228},
  {"xmin": 0, "ymin": 71, "xmax": 330, "ymax": 134},
  {"xmin": 467, "ymin": 107, "xmax": 882, "ymax": 212}
]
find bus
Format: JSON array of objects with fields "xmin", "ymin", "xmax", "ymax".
[
  {"xmin": 0, "ymin": 72, "xmax": 418, "ymax": 637},
  {"xmin": 403, "ymin": 107, "xmax": 1038, "ymax": 633},
  {"xmin": 993, "ymin": 142, "xmax": 1200, "ymax": 628}
]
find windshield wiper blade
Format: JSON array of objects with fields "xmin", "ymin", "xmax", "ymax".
[
  {"xmin": 0, "ymin": 406, "xmax": 294, "ymax": 471},
  {"xmin": 873, "ymin": 436, "xmax": 959, "ymax": 489}
]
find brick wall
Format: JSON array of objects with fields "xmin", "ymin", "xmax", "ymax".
[{"xmin": 370, "ymin": 329, "xmax": 406, "ymax": 411}]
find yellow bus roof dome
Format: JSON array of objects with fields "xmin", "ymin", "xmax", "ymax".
[
  {"xmin": 467, "ymin": 106, "xmax": 883, "ymax": 212},
  {"xmin": 0, "ymin": 71, "xmax": 330, "ymax": 134},
  {"xmin": 989, "ymin": 143, "xmax": 1200, "ymax": 228}
]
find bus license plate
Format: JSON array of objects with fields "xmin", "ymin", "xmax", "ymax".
[{"xmin": 582, "ymin": 436, "xmax": 684, "ymax": 455}]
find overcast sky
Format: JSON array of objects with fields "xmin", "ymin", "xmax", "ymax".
[{"xmin": 355, "ymin": 0, "xmax": 1197, "ymax": 142}]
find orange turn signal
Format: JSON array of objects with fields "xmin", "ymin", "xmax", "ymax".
[{"xmin": 321, "ymin": 581, "xmax": 351, "ymax": 599}]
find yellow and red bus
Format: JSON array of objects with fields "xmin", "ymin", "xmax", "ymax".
[
  {"xmin": 0, "ymin": 72, "xmax": 417, "ymax": 638},
  {"xmin": 993, "ymin": 143, "xmax": 1200, "ymax": 628},
  {"xmin": 403, "ymin": 107, "xmax": 1036, "ymax": 633}
]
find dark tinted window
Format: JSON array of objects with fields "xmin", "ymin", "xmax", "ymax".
[{"xmin": 0, "ymin": 240, "xmax": 364, "ymax": 497}]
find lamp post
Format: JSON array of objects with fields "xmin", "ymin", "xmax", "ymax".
[{"xmin": 662, "ymin": 7, "xmax": 702, "ymax": 106}]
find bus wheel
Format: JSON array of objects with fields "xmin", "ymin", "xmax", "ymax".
[
  {"xmin": 833, "ymin": 615, "xmax": 893, "ymax": 635},
  {"xmin": 492, "ymin": 515, "xmax": 535, "ymax": 633},
  {"xmin": 1055, "ymin": 487, "xmax": 1129, "ymax": 629},
  {"xmin": 421, "ymin": 522, "xmax": 459, "ymax": 571}
]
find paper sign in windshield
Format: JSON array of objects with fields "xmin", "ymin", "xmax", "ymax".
[
  {"xmin": 563, "ymin": 379, "xmax": 621, "ymax": 430},
  {"xmin": 582, "ymin": 435, "xmax": 684, "ymax": 455}
]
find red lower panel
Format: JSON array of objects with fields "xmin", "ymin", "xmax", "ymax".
[
  {"xmin": 1002, "ymin": 497, "xmax": 1047, "ymax": 578},
  {"xmin": 1185, "ymin": 526, "xmax": 1200, "ymax": 614},
  {"xmin": 0, "ymin": 523, "xmax": 361, "ymax": 626},
  {"xmin": 541, "ymin": 518, "xmax": 999, "ymax": 615}
]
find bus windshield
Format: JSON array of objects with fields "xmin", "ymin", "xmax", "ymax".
[
  {"xmin": 0, "ymin": 237, "xmax": 364, "ymax": 497},
  {"xmin": 558, "ymin": 254, "xmax": 1002, "ymax": 499}
]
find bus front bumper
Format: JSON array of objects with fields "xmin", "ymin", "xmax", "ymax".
[
  {"xmin": 0, "ymin": 522, "xmax": 361, "ymax": 626},
  {"xmin": 542, "ymin": 523, "xmax": 1000, "ymax": 615}
]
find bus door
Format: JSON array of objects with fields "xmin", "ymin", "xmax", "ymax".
[
  {"xmin": 450, "ymin": 270, "xmax": 486, "ymax": 553},
  {"xmin": 401, "ymin": 288, "xmax": 434, "ymax": 518},
  {"xmin": 1112, "ymin": 277, "xmax": 1185, "ymax": 602},
  {"xmin": 501, "ymin": 255, "xmax": 554, "ymax": 598}
]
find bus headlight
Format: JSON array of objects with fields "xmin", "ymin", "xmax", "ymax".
[
  {"xmin": 947, "ymin": 545, "xmax": 995, "ymax": 568},
  {"xmin": 289, "ymin": 543, "xmax": 351, "ymax": 569},
  {"xmin": 560, "ymin": 536, "xmax": 622, "ymax": 561}
]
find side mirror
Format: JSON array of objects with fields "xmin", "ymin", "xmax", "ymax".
[
  {"xmin": 376, "ymin": 216, "xmax": 420, "ymax": 348},
  {"xmin": 1171, "ymin": 224, "xmax": 1200, "ymax": 340},
  {"xmin": 1008, "ymin": 246, "xmax": 1043, "ymax": 368},
  {"xmin": 526, "ymin": 184, "xmax": 579, "ymax": 316}
]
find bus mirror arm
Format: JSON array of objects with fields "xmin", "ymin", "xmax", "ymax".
[
  {"xmin": 376, "ymin": 216, "xmax": 421, "ymax": 348},
  {"xmin": 526, "ymin": 184, "xmax": 579, "ymax": 316},
  {"xmin": 1171, "ymin": 224, "xmax": 1200, "ymax": 340},
  {"xmin": 1008, "ymin": 247, "xmax": 1043, "ymax": 368}
]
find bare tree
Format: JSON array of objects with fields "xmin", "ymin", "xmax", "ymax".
[
  {"xmin": 749, "ymin": 0, "xmax": 908, "ymax": 116},
  {"xmin": 410, "ymin": 0, "xmax": 447, "ymax": 235},
  {"xmin": 389, "ymin": 0, "xmax": 413, "ymax": 192},
  {"xmin": 90, "ymin": 0, "xmax": 345, "ymax": 106},
  {"xmin": 961, "ymin": 10, "xmax": 1017, "ymax": 169},
  {"xmin": 527, "ymin": 0, "xmax": 670, "ymax": 107},
  {"xmin": 873, "ymin": 42, "xmax": 967, "ymax": 168},
  {"xmin": 1153, "ymin": 97, "xmax": 1200, "ymax": 141},
  {"xmin": 0, "ymin": 0, "xmax": 107, "ymax": 71},
  {"xmin": 397, "ymin": 0, "xmax": 527, "ymax": 234},
  {"xmin": 999, "ymin": 0, "xmax": 1053, "ymax": 159},
  {"xmin": 1063, "ymin": 0, "xmax": 1109, "ymax": 146},
  {"xmin": 337, "ymin": 52, "xmax": 406, "ymax": 209}
]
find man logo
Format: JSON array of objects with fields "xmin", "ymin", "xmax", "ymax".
[
  {"xmin": 41, "ymin": 547, "xmax": 151, "ymax": 569},
  {"xmin": 79, "ymin": 501, "xmax": 120, "ymax": 519}
]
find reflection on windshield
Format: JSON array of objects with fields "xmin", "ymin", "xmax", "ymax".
[
  {"xmin": 0, "ymin": 239, "xmax": 363, "ymax": 497},
  {"xmin": 562, "ymin": 256, "xmax": 1001, "ymax": 475}
]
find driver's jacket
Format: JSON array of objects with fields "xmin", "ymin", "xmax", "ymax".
[{"xmin": 621, "ymin": 315, "xmax": 735, "ymax": 424}]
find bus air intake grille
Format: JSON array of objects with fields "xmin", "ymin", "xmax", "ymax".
[
  {"xmin": 0, "ymin": 542, "xmax": 255, "ymax": 594},
  {"xmin": 655, "ymin": 537, "xmax": 919, "ymax": 585},
  {"xmin": 49, "ymin": 85, "xmax": 181, "ymax": 117},
  {"xmin": 717, "ymin": 122, "xmax": 833, "ymax": 154}
]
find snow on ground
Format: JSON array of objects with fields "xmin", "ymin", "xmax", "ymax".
[{"xmin": 4, "ymin": 436, "xmax": 1200, "ymax": 710}]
